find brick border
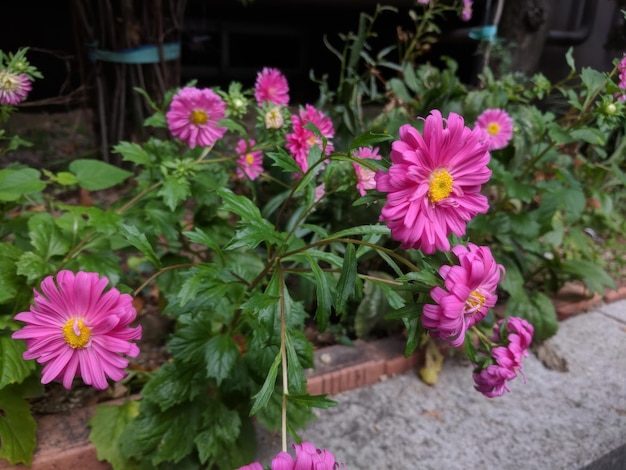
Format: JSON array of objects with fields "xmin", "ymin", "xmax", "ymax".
[{"xmin": 3, "ymin": 279, "xmax": 626, "ymax": 470}]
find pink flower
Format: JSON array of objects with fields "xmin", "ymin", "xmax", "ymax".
[
  {"xmin": 12, "ymin": 270, "xmax": 142, "ymax": 390},
  {"xmin": 461, "ymin": 0, "xmax": 473, "ymax": 21},
  {"xmin": 422, "ymin": 243, "xmax": 505, "ymax": 347},
  {"xmin": 272, "ymin": 451, "xmax": 295, "ymax": 470},
  {"xmin": 285, "ymin": 104, "xmax": 335, "ymax": 174},
  {"xmin": 494, "ymin": 316, "xmax": 534, "ymax": 350},
  {"xmin": 236, "ymin": 138, "xmax": 264, "ymax": 181},
  {"xmin": 475, "ymin": 108, "xmax": 514, "ymax": 150},
  {"xmin": 352, "ymin": 146, "xmax": 382, "ymax": 196},
  {"xmin": 236, "ymin": 462, "xmax": 264, "ymax": 470},
  {"xmin": 0, "ymin": 70, "xmax": 32, "ymax": 105},
  {"xmin": 417, "ymin": 0, "xmax": 430, "ymax": 4},
  {"xmin": 473, "ymin": 363, "xmax": 517, "ymax": 398},
  {"xmin": 265, "ymin": 105, "xmax": 285, "ymax": 129},
  {"xmin": 293, "ymin": 442, "xmax": 337, "ymax": 470},
  {"xmin": 166, "ymin": 86, "xmax": 227, "ymax": 148},
  {"xmin": 375, "ymin": 110, "xmax": 491, "ymax": 254},
  {"xmin": 616, "ymin": 54, "xmax": 626, "ymax": 101},
  {"xmin": 254, "ymin": 67, "xmax": 290, "ymax": 106}
]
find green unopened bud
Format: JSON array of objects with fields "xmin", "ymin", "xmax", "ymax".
[{"xmin": 605, "ymin": 103, "xmax": 617, "ymax": 115}]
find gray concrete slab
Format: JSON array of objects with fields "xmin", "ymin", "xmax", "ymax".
[{"xmin": 255, "ymin": 300, "xmax": 626, "ymax": 469}]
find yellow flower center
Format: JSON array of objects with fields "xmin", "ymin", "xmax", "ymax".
[
  {"xmin": 190, "ymin": 109, "xmax": 208, "ymax": 125},
  {"xmin": 62, "ymin": 318, "xmax": 91, "ymax": 349},
  {"xmin": 465, "ymin": 289, "xmax": 486, "ymax": 314},
  {"xmin": 307, "ymin": 135, "xmax": 318, "ymax": 148},
  {"xmin": 245, "ymin": 153, "xmax": 255, "ymax": 165},
  {"xmin": 428, "ymin": 169, "xmax": 454, "ymax": 203},
  {"xmin": 0, "ymin": 71, "xmax": 19, "ymax": 92},
  {"xmin": 486, "ymin": 122, "xmax": 500, "ymax": 136}
]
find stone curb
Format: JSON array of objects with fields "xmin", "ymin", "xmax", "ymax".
[{"xmin": 3, "ymin": 280, "xmax": 626, "ymax": 470}]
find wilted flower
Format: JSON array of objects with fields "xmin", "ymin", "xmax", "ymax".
[
  {"xmin": 285, "ymin": 104, "xmax": 335, "ymax": 174},
  {"xmin": 265, "ymin": 105, "xmax": 285, "ymax": 129},
  {"xmin": 0, "ymin": 69, "xmax": 31, "ymax": 105},
  {"xmin": 236, "ymin": 138, "xmax": 264, "ymax": 181},
  {"xmin": 12, "ymin": 270, "xmax": 142, "ymax": 390},
  {"xmin": 476, "ymin": 108, "xmax": 514, "ymax": 150},
  {"xmin": 254, "ymin": 67, "xmax": 290, "ymax": 106},
  {"xmin": 352, "ymin": 146, "xmax": 382, "ymax": 196},
  {"xmin": 293, "ymin": 442, "xmax": 337, "ymax": 470},
  {"xmin": 166, "ymin": 86, "xmax": 227, "ymax": 148},
  {"xmin": 473, "ymin": 363, "xmax": 517, "ymax": 398},
  {"xmin": 422, "ymin": 243, "xmax": 505, "ymax": 347},
  {"xmin": 375, "ymin": 109, "xmax": 491, "ymax": 254}
]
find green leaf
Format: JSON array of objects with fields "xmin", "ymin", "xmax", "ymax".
[
  {"xmin": 15, "ymin": 251, "xmax": 51, "ymax": 283},
  {"xmin": 194, "ymin": 403, "xmax": 243, "ymax": 466},
  {"xmin": 0, "ymin": 388, "xmax": 37, "ymax": 466},
  {"xmin": 335, "ymin": 243, "xmax": 357, "ymax": 316},
  {"xmin": 287, "ymin": 393, "xmax": 338, "ymax": 409},
  {"xmin": 217, "ymin": 187, "xmax": 263, "ymax": 223},
  {"xmin": 55, "ymin": 171, "xmax": 78, "ymax": 186},
  {"xmin": 141, "ymin": 361, "xmax": 206, "ymax": 411},
  {"xmin": 158, "ymin": 176, "xmax": 190, "ymax": 211},
  {"xmin": 305, "ymin": 254, "xmax": 332, "ymax": 332},
  {"xmin": 285, "ymin": 332, "xmax": 306, "ymax": 394},
  {"xmin": 355, "ymin": 273, "xmax": 397, "ymax": 338},
  {"xmin": 204, "ymin": 334, "xmax": 239, "ymax": 385},
  {"xmin": 265, "ymin": 149, "xmax": 301, "ymax": 175},
  {"xmin": 349, "ymin": 131, "xmax": 394, "ymax": 151},
  {"xmin": 118, "ymin": 224, "xmax": 162, "ymax": 269},
  {"xmin": 569, "ymin": 127, "xmax": 605, "ymax": 145},
  {"xmin": 225, "ymin": 222, "xmax": 286, "ymax": 251},
  {"xmin": 113, "ymin": 141, "xmax": 151, "ymax": 166},
  {"xmin": 0, "ymin": 336, "xmax": 36, "ymax": 389},
  {"xmin": 88, "ymin": 400, "xmax": 140, "ymax": 470},
  {"xmin": 0, "ymin": 243, "xmax": 22, "ymax": 304},
  {"xmin": 250, "ymin": 351, "xmax": 281, "ymax": 415},
  {"xmin": 580, "ymin": 67, "xmax": 607, "ymax": 95},
  {"xmin": 69, "ymin": 159, "xmax": 133, "ymax": 191},
  {"xmin": 560, "ymin": 259, "xmax": 615, "ymax": 294},
  {"xmin": 28, "ymin": 213, "xmax": 71, "ymax": 260},
  {"xmin": 506, "ymin": 291, "xmax": 558, "ymax": 341},
  {"xmin": 0, "ymin": 168, "xmax": 46, "ymax": 201}
]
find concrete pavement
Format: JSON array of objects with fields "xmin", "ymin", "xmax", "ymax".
[{"xmin": 255, "ymin": 299, "xmax": 626, "ymax": 469}]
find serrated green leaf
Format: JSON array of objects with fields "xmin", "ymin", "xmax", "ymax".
[
  {"xmin": 286, "ymin": 393, "xmax": 338, "ymax": 409},
  {"xmin": 141, "ymin": 362, "xmax": 206, "ymax": 411},
  {"xmin": 349, "ymin": 131, "xmax": 394, "ymax": 151},
  {"xmin": 225, "ymin": 222, "xmax": 285, "ymax": 251},
  {"xmin": 0, "ymin": 388, "xmax": 37, "ymax": 466},
  {"xmin": 0, "ymin": 336, "xmax": 36, "ymax": 389},
  {"xmin": 0, "ymin": 243, "xmax": 22, "ymax": 304},
  {"xmin": 335, "ymin": 243, "xmax": 357, "ymax": 316},
  {"xmin": 250, "ymin": 351, "xmax": 281, "ymax": 415},
  {"xmin": 217, "ymin": 187, "xmax": 263, "ymax": 223},
  {"xmin": 69, "ymin": 159, "xmax": 133, "ymax": 191},
  {"xmin": 118, "ymin": 224, "xmax": 162, "ymax": 269},
  {"xmin": 158, "ymin": 175, "xmax": 190, "ymax": 211},
  {"xmin": 88, "ymin": 400, "xmax": 140, "ymax": 470},
  {"xmin": 113, "ymin": 141, "xmax": 151, "ymax": 166},
  {"xmin": 560, "ymin": 259, "xmax": 615, "ymax": 294},
  {"xmin": 205, "ymin": 334, "xmax": 239, "ymax": 385},
  {"xmin": 27, "ymin": 213, "xmax": 71, "ymax": 260},
  {"xmin": 265, "ymin": 149, "xmax": 301, "ymax": 175},
  {"xmin": 194, "ymin": 402, "xmax": 242, "ymax": 466},
  {"xmin": 285, "ymin": 332, "xmax": 305, "ymax": 394},
  {"xmin": 0, "ymin": 168, "xmax": 46, "ymax": 201},
  {"xmin": 305, "ymin": 254, "xmax": 332, "ymax": 332},
  {"xmin": 15, "ymin": 251, "xmax": 52, "ymax": 283},
  {"xmin": 506, "ymin": 291, "xmax": 558, "ymax": 341}
]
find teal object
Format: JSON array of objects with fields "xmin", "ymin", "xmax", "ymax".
[
  {"xmin": 88, "ymin": 42, "xmax": 181, "ymax": 64},
  {"xmin": 468, "ymin": 25, "xmax": 498, "ymax": 43}
]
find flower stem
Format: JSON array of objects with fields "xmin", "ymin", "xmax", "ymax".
[{"xmin": 278, "ymin": 262, "xmax": 288, "ymax": 453}]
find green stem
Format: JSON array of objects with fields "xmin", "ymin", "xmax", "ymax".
[
  {"xmin": 278, "ymin": 262, "xmax": 288, "ymax": 453},
  {"xmin": 132, "ymin": 262, "xmax": 196, "ymax": 297}
]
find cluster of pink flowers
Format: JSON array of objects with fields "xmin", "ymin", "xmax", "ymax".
[
  {"xmin": 422, "ymin": 243, "xmax": 505, "ymax": 347},
  {"xmin": 11, "ymin": 270, "xmax": 142, "ymax": 390},
  {"xmin": 473, "ymin": 317, "xmax": 534, "ymax": 397},
  {"xmin": 285, "ymin": 104, "xmax": 335, "ymax": 175},
  {"xmin": 475, "ymin": 108, "xmax": 514, "ymax": 150},
  {"xmin": 375, "ymin": 109, "xmax": 491, "ymax": 254},
  {"xmin": 0, "ymin": 68, "xmax": 32, "ymax": 105},
  {"xmin": 238, "ymin": 442, "xmax": 342, "ymax": 470},
  {"xmin": 352, "ymin": 146, "xmax": 382, "ymax": 196}
]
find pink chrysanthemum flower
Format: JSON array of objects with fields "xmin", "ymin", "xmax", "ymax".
[
  {"xmin": 236, "ymin": 462, "xmax": 263, "ymax": 470},
  {"xmin": 254, "ymin": 67, "xmax": 290, "ymax": 106},
  {"xmin": 353, "ymin": 146, "xmax": 382, "ymax": 196},
  {"xmin": 476, "ymin": 108, "xmax": 514, "ymax": 150},
  {"xmin": 422, "ymin": 243, "xmax": 505, "ymax": 347},
  {"xmin": 235, "ymin": 138, "xmax": 264, "ymax": 181},
  {"xmin": 166, "ymin": 86, "xmax": 227, "ymax": 149},
  {"xmin": 461, "ymin": 0, "xmax": 473, "ymax": 21},
  {"xmin": 293, "ymin": 442, "xmax": 337, "ymax": 470},
  {"xmin": 375, "ymin": 109, "xmax": 491, "ymax": 254},
  {"xmin": 285, "ymin": 104, "xmax": 335, "ymax": 174},
  {"xmin": 417, "ymin": 0, "xmax": 430, "ymax": 4},
  {"xmin": 616, "ymin": 54, "xmax": 626, "ymax": 101},
  {"xmin": 271, "ymin": 451, "xmax": 295, "ymax": 470},
  {"xmin": 12, "ymin": 270, "xmax": 142, "ymax": 390},
  {"xmin": 473, "ymin": 363, "xmax": 517, "ymax": 398},
  {"xmin": 0, "ymin": 70, "xmax": 32, "ymax": 105}
]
